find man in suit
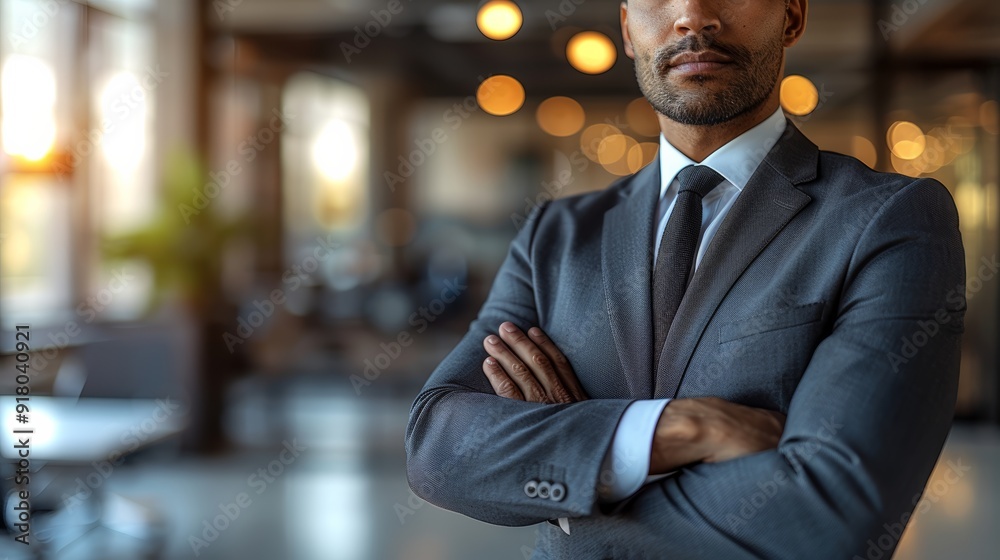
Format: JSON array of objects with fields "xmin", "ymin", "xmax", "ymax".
[{"xmin": 405, "ymin": 0, "xmax": 967, "ymax": 558}]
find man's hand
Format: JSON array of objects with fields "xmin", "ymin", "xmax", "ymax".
[
  {"xmin": 482, "ymin": 321, "xmax": 588, "ymax": 403},
  {"xmin": 649, "ymin": 396, "xmax": 786, "ymax": 474}
]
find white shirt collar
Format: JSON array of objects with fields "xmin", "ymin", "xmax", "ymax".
[{"xmin": 657, "ymin": 106, "xmax": 787, "ymax": 199}]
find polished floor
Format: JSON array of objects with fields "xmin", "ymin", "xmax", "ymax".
[{"xmin": 2, "ymin": 379, "xmax": 997, "ymax": 560}]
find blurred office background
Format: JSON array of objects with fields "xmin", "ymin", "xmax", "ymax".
[{"xmin": 0, "ymin": 0, "xmax": 997, "ymax": 558}]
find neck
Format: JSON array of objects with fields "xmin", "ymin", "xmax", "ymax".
[{"xmin": 658, "ymin": 95, "xmax": 781, "ymax": 162}]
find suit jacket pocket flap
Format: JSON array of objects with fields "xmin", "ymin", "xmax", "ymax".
[{"xmin": 720, "ymin": 301, "xmax": 825, "ymax": 343}]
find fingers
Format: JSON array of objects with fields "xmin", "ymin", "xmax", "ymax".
[
  {"xmin": 481, "ymin": 322, "xmax": 587, "ymax": 404},
  {"xmin": 527, "ymin": 327, "xmax": 588, "ymax": 401},
  {"xmin": 482, "ymin": 356, "xmax": 524, "ymax": 400},
  {"xmin": 497, "ymin": 322, "xmax": 573, "ymax": 404},
  {"xmin": 483, "ymin": 332, "xmax": 550, "ymax": 403}
]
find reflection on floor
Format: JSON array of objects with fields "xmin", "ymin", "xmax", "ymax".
[{"xmin": 2, "ymin": 381, "xmax": 997, "ymax": 560}]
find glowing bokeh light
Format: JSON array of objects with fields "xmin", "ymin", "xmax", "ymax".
[
  {"xmin": 887, "ymin": 121, "xmax": 926, "ymax": 160},
  {"xmin": 101, "ymin": 72, "xmax": 147, "ymax": 169},
  {"xmin": 477, "ymin": 75, "xmax": 525, "ymax": 116},
  {"xmin": 580, "ymin": 123, "xmax": 622, "ymax": 162},
  {"xmin": 1, "ymin": 55, "xmax": 57, "ymax": 160},
  {"xmin": 566, "ymin": 31, "xmax": 617, "ymax": 75},
  {"xmin": 536, "ymin": 96, "xmax": 586, "ymax": 137},
  {"xmin": 597, "ymin": 134, "xmax": 629, "ymax": 165},
  {"xmin": 313, "ymin": 120, "xmax": 359, "ymax": 181},
  {"xmin": 477, "ymin": 1, "xmax": 522, "ymax": 41},
  {"xmin": 780, "ymin": 75, "xmax": 819, "ymax": 116},
  {"xmin": 601, "ymin": 135, "xmax": 639, "ymax": 176}
]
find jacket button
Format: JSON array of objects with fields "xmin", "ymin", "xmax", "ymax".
[
  {"xmin": 537, "ymin": 481, "xmax": 551, "ymax": 499},
  {"xmin": 524, "ymin": 479, "xmax": 539, "ymax": 498},
  {"xmin": 549, "ymin": 482, "xmax": 566, "ymax": 502}
]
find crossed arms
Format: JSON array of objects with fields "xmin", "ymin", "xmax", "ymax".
[
  {"xmin": 404, "ymin": 178, "xmax": 966, "ymax": 558},
  {"xmin": 480, "ymin": 321, "xmax": 786, "ymax": 474}
]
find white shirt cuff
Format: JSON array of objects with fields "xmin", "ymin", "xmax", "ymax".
[{"xmin": 596, "ymin": 398, "xmax": 672, "ymax": 503}]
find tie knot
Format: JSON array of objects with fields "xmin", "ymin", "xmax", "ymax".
[{"xmin": 676, "ymin": 165, "xmax": 723, "ymax": 198}]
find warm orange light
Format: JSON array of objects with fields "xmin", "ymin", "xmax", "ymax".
[
  {"xmin": 536, "ymin": 96, "xmax": 586, "ymax": 137},
  {"xmin": 566, "ymin": 31, "xmax": 617, "ymax": 75},
  {"xmin": 477, "ymin": 75, "xmax": 525, "ymax": 116},
  {"xmin": 580, "ymin": 123, "xmax": 622, "ymax": 162},
  {"xmin": 601, "ymin": 135, "xmax": 639, "ymax": 176},
  {"xmin": 597, "ymin": 134, "xmax": 628, "ymax": 165},
  {"xmin": 888, "ymin": 121, "xmax": 925, "ymax": 160},
  {"xmin": 477, "ymin": 1, "xmax": 522, "ymax": 41},
  {"xmin": 780, "ymin": 75, "xmax": 818, "ymax": 116}
]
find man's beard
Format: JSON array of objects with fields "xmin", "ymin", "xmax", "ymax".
[{"xmin": 634, "ymin": 33, "xmax": 783, "ymax": 126}]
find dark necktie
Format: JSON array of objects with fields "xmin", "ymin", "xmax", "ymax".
[{"xmin": 652, "ymin": 165, "xmax": 724, "ymax": 379}]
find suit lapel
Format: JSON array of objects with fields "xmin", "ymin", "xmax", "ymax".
[
  {"xmin": 602, "ymin": 159, "xmax": 660, "ymax": 398},
  {"xmin": 652, "ymin": 121, "xmax": 819, "ymax": 398}
]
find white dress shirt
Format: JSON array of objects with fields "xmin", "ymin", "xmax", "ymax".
[{"xmin": 554, "ymin": 107, "xmax": 788, "ymax": 536}]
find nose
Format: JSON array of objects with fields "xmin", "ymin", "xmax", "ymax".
[{"xmin": 673, "ymin": 0, "xmax": 722, "ymax": 37}]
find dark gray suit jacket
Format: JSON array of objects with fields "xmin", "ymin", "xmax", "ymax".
[{"xmin": 405, "ymin": 121, "xmax": 966, "ymax": 559}]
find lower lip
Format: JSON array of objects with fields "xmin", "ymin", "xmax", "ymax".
[{"xmin": 669, "ymin": 61, "xmax": 731, "ymax": 75}]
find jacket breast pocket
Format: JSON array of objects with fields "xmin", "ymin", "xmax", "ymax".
[{"xmin": 719, "ymin": 301, "xmax": 826, "ymax": 344}]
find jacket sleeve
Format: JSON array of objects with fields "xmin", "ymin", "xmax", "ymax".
[
  {"xmin": 404, "ymin": 201, "xmax": 634, "ymax": 526},
  {"xmin": 582, "ymin": 178, "xmax": 967, "ymax": 558}
]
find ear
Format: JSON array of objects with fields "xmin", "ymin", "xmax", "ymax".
[
  {"xmin": 783, "ymin": 0, "xmax": 808, "ymax": 47},
  {"xmin": 620, "ymin": 2, "xmax": 635, "ymax": 59}
]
